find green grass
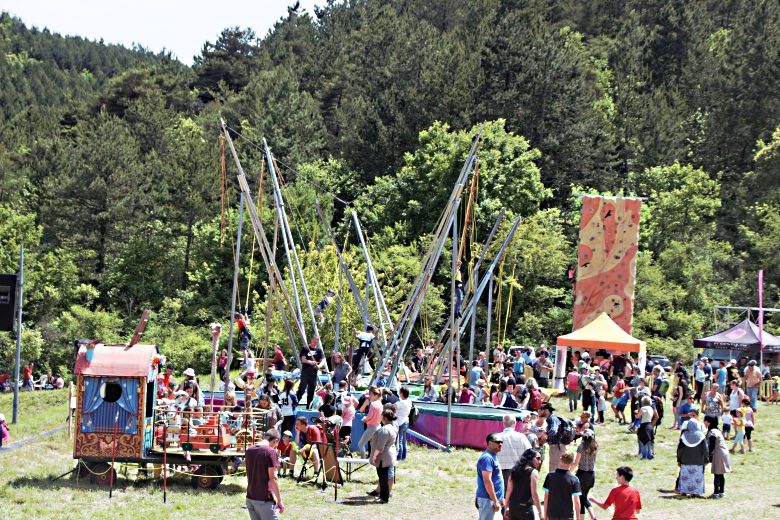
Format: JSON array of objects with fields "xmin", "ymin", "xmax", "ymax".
[{"xmin": 1, "ymin": 391, "xmax": 780, "ymax": 519}]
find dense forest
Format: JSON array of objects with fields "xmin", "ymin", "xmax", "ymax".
[{"xmin": 0, "ymin": 0, "xmax": 778, "ymax": 378}]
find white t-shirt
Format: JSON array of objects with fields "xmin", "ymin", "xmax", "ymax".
[
  {"xmin": 395, "ymin": 397, "xmax": 413, "ymax": 426},
  {"xmin": 640, "ymin": 405, "xmax": 654, "ymax": 424}
]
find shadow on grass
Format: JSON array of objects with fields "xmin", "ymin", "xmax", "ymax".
[
  {"xmin": 5, "ymin": 474, "xmax": 246, "ymax": 494},
  {"xmin": 336, "ymin": 495, "xmax": 381, "ymax": 506}
]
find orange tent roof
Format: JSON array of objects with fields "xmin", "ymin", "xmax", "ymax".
[{"xmin": 556, "ymin": 312, "xmax": 645, "ymax": 352}]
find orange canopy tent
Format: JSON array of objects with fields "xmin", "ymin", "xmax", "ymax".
[
  {"xmin": 553, "ymin": 312, "xmax": 647, "ymax": 390},
  {"xmin": 556, "ymin": 312, "xmax": 646, "ymax": 353}
]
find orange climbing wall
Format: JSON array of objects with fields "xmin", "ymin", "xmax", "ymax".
[{"xmin": 573, "ymin": 196, "xmax": 642, "ymax": 333}]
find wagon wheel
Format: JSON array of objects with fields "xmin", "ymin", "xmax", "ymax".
[
  {"xmin": 89, "ymin": 462, "xmax": 117, "ymax": 487},
  {"xmin": 72, "ymin": 460, "xmax": 91, "ymax": 479},
  {"xmin": 191, "ymin": 465, "xmax": 224, "ymax": 489}
]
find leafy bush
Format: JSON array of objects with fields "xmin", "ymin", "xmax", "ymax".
[{"xmin": 153, "ymin": 325, "xmax": 215, "ymax": 375}]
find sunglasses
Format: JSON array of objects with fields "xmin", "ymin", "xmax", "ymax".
[{"xmin": 491, "ymin": 440, "xmax": 503, "ymax": 444}]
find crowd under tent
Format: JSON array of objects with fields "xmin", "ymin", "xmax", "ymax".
[{"xmin": 553, "ymin": 312, "xmax": 647, "ymax": 391}]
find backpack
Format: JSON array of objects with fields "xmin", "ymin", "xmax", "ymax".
[
  {"xmin": 528, "ymin": 389, "xmax": 543, "ymax": 411},
  {"xmin": 566, "ymin": 372, "xmax": 580, "ymax": 391},
  {"xmin": 556, "ymin": 416, "xmax": 576, "ymax": 445},
  {"xmin": 409, "ymin": 404, "xmax": 420, "ymax": 426},
  {"xmin": 657, "ymin": 376, "xmax": 670, "ymax": 396},
  {"xmin": 502, "ymin": 391, "xmax": 518, "ymax": 409}
]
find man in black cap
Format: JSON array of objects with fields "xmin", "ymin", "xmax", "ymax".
[{"xmin": 539, "ymin": 402, "xmax": 565, "ymax": 473}]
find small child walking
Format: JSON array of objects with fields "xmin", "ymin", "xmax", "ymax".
[
  {"xmin": 741, "ymin": 398, "xmax": 756, "ymax": 452},
  {"xmin": 0, "ymin": 412, "xmax": 9, "ymax": 447},
  {"xmin": 596, "ymin": 389, "xmax": 607, "ymax": 424},
  {"xmin": 730, "ymin": 409, "xmax": 745, "ymax": 454},
  {"xmin": 721, "ymin": 409, "xmax": 732, "ymax": 440}
]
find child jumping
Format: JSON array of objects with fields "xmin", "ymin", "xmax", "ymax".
[{"xmin": 313, "ymin": 289, "xmax": 337, "ymax": 324}]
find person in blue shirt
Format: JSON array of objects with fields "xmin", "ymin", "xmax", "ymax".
[
  {"xmin": 716, "ymin": 361, "xmax": 728, "ymax": 389},
  {"xmin": 476, "ymin": 432, "xmax": 505, "ymax": 520},
  {"xmin": 469, "ymin": 360, "xmax": 487, "ymax": 387}
]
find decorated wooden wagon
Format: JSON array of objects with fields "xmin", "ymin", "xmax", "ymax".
[
  {"xmin": 71, "ymin": 336, "xmax": 273, "ymax": 489},
  {"xmin": 72, "ymin": 341, "xmax": 162, "ymax": 484}
]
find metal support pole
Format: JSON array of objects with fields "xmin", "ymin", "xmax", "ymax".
[
  {"xmin": 221, "ymin": 120, "xmax": 303, "ymax": 366},
  {"xmin": 486, "ymin": 275, "xmax": 493, "ymax": 367},
  {"xmin": 265, "ymin": 140, "xmax": 319, "ymax": 340},
  {"xmin": 12, "ymin": 243, "xmax": 23, "ymax": 424},
  {"xmin": 313, "ymin": 201, "xmax": 369, "ymax": 326},
  {"xmin": 453, "ymin": 226, "xmax": 461, "ymax": 393},
  {"xmin": 352, "ymin": 211, "xmax": 392, "ymax": 340},
  {"xmin": 224, "ymin": 194, "xmax": 245, "ymax": 390},
  {"xmin": 469, "ymin": 302, "xmax": 476, "ymax": 367},
  {"xmin": 447, "ymin": 217, "xmax": 457, "ymax": 448}
]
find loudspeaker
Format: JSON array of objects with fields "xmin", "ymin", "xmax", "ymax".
[{"xmin": 0, "ymin": 273, "xmax": 17, "ymax": 332}]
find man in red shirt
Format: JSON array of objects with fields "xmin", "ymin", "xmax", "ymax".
[
  {"xmin": 245, "ymin": 428, "xmax": 284, "ymax": 519},
  {"xmin": 288, "ymin": 417, "xmax": 321, "ymax": 476},
  {"xmin": 592, "ymin": 466, "xmax": 642, "ymax": 520}
]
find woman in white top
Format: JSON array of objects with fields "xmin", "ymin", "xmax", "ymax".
[
  {"xmin": 635, "ymin": 395, "xmax": 658, "ymax": 460},
  {"xmin": 395, "ymin": 387, "xmax": 413, "ymax": 461}
]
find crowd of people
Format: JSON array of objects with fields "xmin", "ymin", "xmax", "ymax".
[
  {"xmin": 476, "ymin": 407, "xmax": 642, "ymax": 520},
  {"xmin": 468, "ymin": 347, "xmax": 776, "ymax": 519},
  {"xmin": 0, "ymin": 362, "xmax": 65, "ymax": 393}
]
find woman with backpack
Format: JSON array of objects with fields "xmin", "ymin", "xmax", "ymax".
[
  {"xmin": 525, "ymin": 378, "xmax": 545, "ymax": 412},
  {"xmin": 573, "ymin": 429, "xmax": 599, "ymax": 520}
]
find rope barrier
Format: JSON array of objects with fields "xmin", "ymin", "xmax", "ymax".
[
  {"xmin": 76, "ymin": 459, "xmax": 246, "ymax": 480},
  {"xmin": 76, "ymin": 460, "xmax": 115, "ymax": 476}
]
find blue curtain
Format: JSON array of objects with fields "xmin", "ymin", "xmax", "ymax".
[
  {"xmin": 116, "ymin": 378, "xmax": 139, "ymax": 434},
  {"xmin": 81, "ymin": 377, "xmax": 139, "ymax": 434},
  {"xmin": 82, "ymin": 377, "xmax": 104, "ymax": 432}
]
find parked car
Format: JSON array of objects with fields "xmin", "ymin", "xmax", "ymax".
[{"xmin": 647, "ymin": 355, "xmax": 672, "ymax": 371}]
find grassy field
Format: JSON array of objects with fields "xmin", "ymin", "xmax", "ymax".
[{"xmin": 1, "ymin": 390, "xmax": 779, "ymax": 520}]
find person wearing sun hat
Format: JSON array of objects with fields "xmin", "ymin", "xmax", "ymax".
[{"xmin": 539, "ymin": 402, "xmax": 567, "ymax": 473}]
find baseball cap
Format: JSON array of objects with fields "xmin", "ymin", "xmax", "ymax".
[
  {"xmin": 183, "ymin": 368, "xmax": 196, "ymax": 377},
  {"xmin": 282, "ymin": 430, "xmax": 293, "ymax": 438}
]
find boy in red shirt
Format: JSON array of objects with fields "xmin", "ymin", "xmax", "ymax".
[
  {"xmin": 591, "ymin": 466, "xmax": 642, "ymax": 520},
  {"xmin": 289, "ymin": 417, "xmax": 321, "ymax": 476}
]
